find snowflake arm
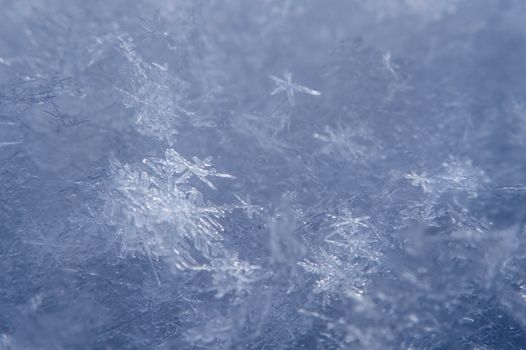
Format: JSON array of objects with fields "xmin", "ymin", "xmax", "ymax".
[{"xmin": 294, "ymin": 83, "xmax": 322, "ymax": 96}]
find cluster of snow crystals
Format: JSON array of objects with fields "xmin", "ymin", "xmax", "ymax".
[
  {"xmin": 405, "ymin": 158, "xmax": 487, "ymax": 198},
  {"xmin": 4, "ymin": 1, "xmax": 526, "ymax": 349},
  {"xmin": 105, "ymin": 147, "xmax": 256, "ymax": 291},
  {"xmin": 299, "ymin": 209, "xmax": 382, "ymax": 301},
  {"xmin": 108, "ymin": 26, "xmax": 260, "ymax": 309},
  {"xmin": 399, "ymin": 158, "xmax": 490, "ymax": 231}
]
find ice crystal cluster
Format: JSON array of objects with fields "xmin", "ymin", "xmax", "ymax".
[{"xmin": 1, "ymin": 1, "xmax": 526, "ymax": 349}]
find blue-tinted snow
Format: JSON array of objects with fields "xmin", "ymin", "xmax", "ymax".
[{"xmin": 1, "ymin": 1, "xmax": 526, "ymax": 349}]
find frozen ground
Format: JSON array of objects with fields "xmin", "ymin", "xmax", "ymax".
[{"xmin": 1, "ymin": 1, "xmax": 526, "ymax": 349}]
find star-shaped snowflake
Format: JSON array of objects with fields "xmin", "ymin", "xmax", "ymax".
[{"xmin": 269, "ymin": 70, "xmax": 321, "ymax": 106}]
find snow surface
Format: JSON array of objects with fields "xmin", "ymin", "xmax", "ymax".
[{"xmin": 1, "ymin": 1, "xmax": 526, "ymax": 349}]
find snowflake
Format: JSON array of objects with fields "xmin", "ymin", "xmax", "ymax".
[
  {"xmin": 143, "ymin": 148, "xmax": 235, "ymax": 190},
  {"xmin": 313, "ymin": 124, "xmax": 374, "ymax": 160},
  {"xmin": 404, "ymin": 171, "xmax": 433, "ymax": 193},
  {"xmin": 269, "ymin": 70, "xmax": 321, "ymax": 106},
  {"xmin": 299, "ymin": 208, "xmax": 382, "ymax": 299},
  {"xmin": 233, "ymin": 194, "xmax": 263, "ymax": 219},
  {"xmin": 405, "ymin": 160, "xmax": 486, "ymax": 198},
  {"xmin": 298, "ymin": 246, "xmax": 368, "ymax": 296},
  {"xmin": 330, "ymin": 212, "xmax": 370, "ymax": 233},
  {"xmin": 438, "ymin": 159, "xmax": 487, "ymax": 196}
]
